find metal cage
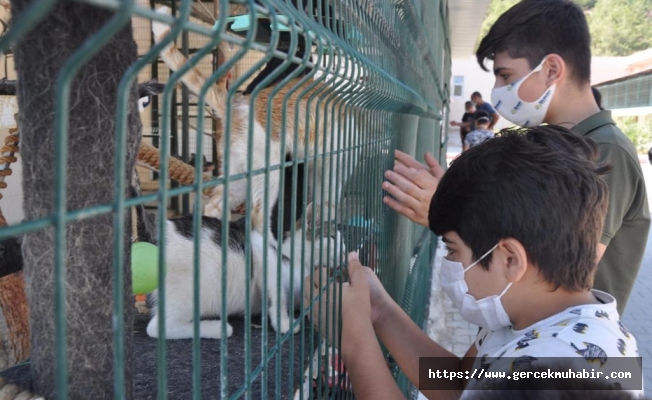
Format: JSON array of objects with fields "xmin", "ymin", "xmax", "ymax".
[{"xmin": 0, "ymin": 0, "xmax": 450, "ymax": 398}]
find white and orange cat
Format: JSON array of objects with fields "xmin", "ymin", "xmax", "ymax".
[
  {"xmin": 151, "ymin": 6, "xmax": 357, "ymax": 233},
  {"xmin": 147, "ymin": 203, "xmax": 345, "ymax": 339}
]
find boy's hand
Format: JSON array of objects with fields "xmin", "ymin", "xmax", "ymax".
[
  {"xmin": 382, "ymin": 150, "xmax": 444, "ymax": 227},
  {"xmin": 304, "ymin": 253, "xmax": 392, "ymax": 344}
]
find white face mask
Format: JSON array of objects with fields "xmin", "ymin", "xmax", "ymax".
[
  {"xmin": 440, "ymin": 244, "xmax": 513, "ymax": 331},
  {"xmin": 491, "ymin": 57, "xmax": 556, "ymax": 128}
]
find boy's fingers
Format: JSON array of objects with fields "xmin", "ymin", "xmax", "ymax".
[
  {"xmin": 393, "ymin": 165, "xmax": 435, "ymax": 191},
  {"xmin": 347, "ymin": 252, "xmax": 369, "ymax": 289},
  {"xmin": 311, "ymin": 268, "xmax": 331, "ymax": 289},
  {"xmin": 386, "ymin": 167, "xmax": 420, "ymax": 193},
  {"xmin": 383, "ymin": 196, "xmax": 416, "ymax": 219},
  {"xmin": 381, "ymin": 181, "xmax": 421, "ymax": 209}
]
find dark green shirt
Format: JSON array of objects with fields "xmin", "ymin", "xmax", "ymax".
[{"xmin": 572, "ymin": 110, "xmax": 650, "ymax": 315}]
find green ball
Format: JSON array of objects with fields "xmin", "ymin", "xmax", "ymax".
[{"xmin": 131, "ymin": 242, "xmax": 161, "ymax": 295}]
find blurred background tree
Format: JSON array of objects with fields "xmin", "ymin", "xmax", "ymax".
[{"xmin": 478, "ymin": 0, "xmax": 652, "ymax": 57}]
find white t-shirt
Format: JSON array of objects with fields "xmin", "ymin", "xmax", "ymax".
[{"xmin": 462, "ymin": 290, "xmax": 642, "ymax": 396}]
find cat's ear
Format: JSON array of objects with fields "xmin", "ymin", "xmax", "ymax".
[{"xmin": 216, "ymin": 41, "xmax": 233, "ymax": 89}]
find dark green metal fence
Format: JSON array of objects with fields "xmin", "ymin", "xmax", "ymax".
[
  {"xmin": 0, "ymin": 0, "xmax": 450, "ymax": 398},
  {"xmin": 595, "ymin": 71, "xmax": 652, "ymax": 110}
]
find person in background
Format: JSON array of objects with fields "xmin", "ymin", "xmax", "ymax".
[
  {"xmin": 470, "ymin": 91, "xmax": 500, "ymax": 129},
  {"xmin": 451, "ymin": 101, "xmax": 476, "ymax": 144},
  {"xmin": 463, "ymin": 112, "xmax": 494, "ymax": 151},
  {"xmin": 452, "ymin": 92, "xmax": 500, "ymax": 132}
]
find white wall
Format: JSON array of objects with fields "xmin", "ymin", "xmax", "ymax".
[{"xmin": 448, "ymin": 57, "xmax": 512, "ymax": 136}]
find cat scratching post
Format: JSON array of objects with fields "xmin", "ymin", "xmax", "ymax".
[
  {"xmin": 136, "ymin": 142, "xmax": 252, "ymax": 213},
  {"xmin": 137, "ymin": 142, "xmax": 213, "ymax": 193}
]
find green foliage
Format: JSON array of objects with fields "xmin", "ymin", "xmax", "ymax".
[
  {"xmin": 477, "ymin": 0, "xmax": 520, "ymax": 46},
  {"xmin": 573, "ymin": 0, "xmax": 598, "ymax": 9},
  {"xmin": 478, "ymin": 0, "xmax": 652, "ymax": 57},
  {"xmin": 616, "ymin": 117, "xmax": 652, "ymax": 154},
  {"xmin": 589, "ymin": 0, "xmax": 652, "ymax": 56}
]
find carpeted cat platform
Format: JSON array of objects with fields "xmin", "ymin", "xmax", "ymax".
[{"xmin": 1, "ymin": 310, "xmax": 321, "ymax": 399}]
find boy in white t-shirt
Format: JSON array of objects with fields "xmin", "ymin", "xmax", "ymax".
[{"xmin": 306, "ymin": 126, "xmax": 641, "ymax": 399}]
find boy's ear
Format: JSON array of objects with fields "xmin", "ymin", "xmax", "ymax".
[
  {"xmin": 496, "ymin": 238, "xmax": 528, "ymax": 284},
  {"xmin": 544, "ymin": 54, "xmax": 565, "ymax": 86}
]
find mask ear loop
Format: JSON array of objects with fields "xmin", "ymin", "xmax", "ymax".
[
  {"xmin": 463, "ymin": 244, "xmax": 499, "ymax": 273},
  {"xmin": 498, "ymin": 282, "xmax": 513, "ymax": 298}
]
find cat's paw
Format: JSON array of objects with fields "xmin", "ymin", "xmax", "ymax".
[
  {"xmin": 278, "ymin": 318, "xmax": 300, "ymax": 335},
  {"xmin": 146, "ymin": 316, "xmax": 159, "ymax": 338},
  {"xmin": 205, "ymin": 186, "xmax": 228, "ymax": 219},
  {"xmin": 204, "ymin": 200, "xmax": 227, "ymax": 221},
  {"xmin": 200, "ymin": 320, "xmax": 233, "ymax": 339}
]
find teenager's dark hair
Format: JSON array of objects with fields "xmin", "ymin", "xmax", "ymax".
[
  {"xmin": 476, "ymin": 0, "xmax": 591, "ymax": 85},
  {"xmin": 471, "ymin": 91, "xmax": 482, "ymax": 99},
  {"xmin": 429, "ymin": 126, "xmax": 610, "ymax": 292}
]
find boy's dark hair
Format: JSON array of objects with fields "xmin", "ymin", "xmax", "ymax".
[
  {"xmin": 465, "ymin": 101, "xmax": 474, "ymax": 108},
  {"xmin": 471, "ymin": 91, "xmax": 482, "ymax": 99},
  {"xmin": 429, "ymin": 126, "xmax": 609, "ymax": 292},
  {"xmin": 476, "ymin": 0, "xmax": 591, "ymax": 85}
]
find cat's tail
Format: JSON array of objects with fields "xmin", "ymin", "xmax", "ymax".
[{"xmin": 151, "ymin": 6, "xmax": 228, "ymax": 121}]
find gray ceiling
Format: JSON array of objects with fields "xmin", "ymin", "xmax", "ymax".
[{"xmin": 448, "ymin": 0, "xmax": 492, "ymax": 59}]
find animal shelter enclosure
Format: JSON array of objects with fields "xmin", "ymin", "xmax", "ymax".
[{"xmin": 0, "ymin": 0, "xmax": 450, "ymax": 398}]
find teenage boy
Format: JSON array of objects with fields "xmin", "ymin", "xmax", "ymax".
[
  {"xmin": 307, "ymin": 127, "xmax": 640, "ymax": 399},
  {"xmin": 383, "ymin": 0, "xmax": 649, "ymax": 314}
]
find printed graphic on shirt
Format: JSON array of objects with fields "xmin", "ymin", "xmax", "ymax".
[
  {"xmin": 511, "ymin": 356, "xmax": 538, "ymax": 372},
  {"xmin": 595, "ymin": 310, "xmax": 610, "ymax": 319},
  {"xmin": 515, "ymin": 329, "xmax": 539, "ymax": 350},
  {"xmin": 619, "ymin": 320, "xmax": 632, "ymax": 339},
  {"xmin": 572, "ymin": 323, "xmax": 589, "ymax": 334},
  {"xmin": 570, "ymin": 342, "xmax": 608, "ymax": 366},
  {"xmin": 617, "ymin": 339, "xmax": 627, "ymax": 356}
]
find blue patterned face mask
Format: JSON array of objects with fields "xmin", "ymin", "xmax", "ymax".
[
  {"xmin": 440, "ymin": 244, "xmax": 513, "ymax": 331},
  {"xmin": 491, "ymin": 57, "xmax": 556, "ymax": 128}
]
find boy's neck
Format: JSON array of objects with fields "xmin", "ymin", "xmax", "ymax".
[
  {"xmin": 508, "ymin": 288, "xmax": 599, "ymax": 331},
  {"xmin": 546, "ymin": 86, "xmax": 601, "ymax": 129}
]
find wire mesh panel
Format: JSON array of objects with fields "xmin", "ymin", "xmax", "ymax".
[
  {"xmin": 0, "ymin": 0, "xmax": 449, "ymax": 398},
  {"xmin": 596, "ymin": 71, "xmax": 652, "ymax": 110}
]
